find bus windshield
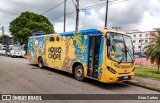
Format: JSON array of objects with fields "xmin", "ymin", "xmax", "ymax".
[{"xmin": 107, "ymin": 32, "xmax": 134, "ymax": 63}]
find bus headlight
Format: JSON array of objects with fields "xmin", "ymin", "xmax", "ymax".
[{"xmin": 107, "ymin": 66, "xmax": 117, "ymax": 74}]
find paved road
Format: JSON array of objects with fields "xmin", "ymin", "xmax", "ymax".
[{"xmin": 0, "ymin": 56, "xmax": 159, "ymax": 103}]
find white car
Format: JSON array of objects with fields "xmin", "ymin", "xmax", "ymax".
[
  {"xmin": 0, "ymin": 48, "xmax": 7, "ymax": 55},
  {"xmin": 10, "ymin": 50, "xmax": 25, "ymax": 57}
]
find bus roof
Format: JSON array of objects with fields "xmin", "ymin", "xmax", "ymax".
[
  {"xmin": 29, "ymin": 28, "xmax": 126, "ymax": 38},
  {"xmin": 59, "ymin": 29, "xmax": 102, "ymax": 36},
  {"xmin": 29, "ymin": 29, "xmax": 102, "ymax": 38}
]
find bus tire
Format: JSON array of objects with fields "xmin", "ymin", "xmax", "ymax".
[
  {"xmin": 38, "ymin": 57, "xmax": 44, "ymax": 69},
  {"xmin": 74, "ymin": 65, "xmax": 84, "ymax": 81}
]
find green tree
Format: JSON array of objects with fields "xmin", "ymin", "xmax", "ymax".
[
  {"xmin": 144, "ymin": 28, "xmax": 160, "ymax": 73},
  {"xmin": 0, "ymin": 36, "xmax": 2, "ymax": 43},
  {"xmin": 9, "ymin": 11, "xmax": 54, "ymax": 45},
  {"xmin": 0, "ymin": 34, "xmax": 10, "ymax": 43}
]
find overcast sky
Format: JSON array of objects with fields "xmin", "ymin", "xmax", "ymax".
[{"xmin": 0, "ymin": 0, "xmax": 160, "ymax": 35}]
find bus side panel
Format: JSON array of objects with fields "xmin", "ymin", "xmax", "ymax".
[
  {"xmin": 27, "ymin": 35, "xmax": 51, "ymax": 65},
  {"xmin": 45, "ymin": 34, "xmax": 62, "ymax": 70},
  {"xmin": 28, "ymin": 32, "xmax": 89, "ymax": 76},
  {"xmin": 27, "ymin": 37, "xmax": 36, "ymax": 63},
  {"xmin": 99, "ymin": 36, "xmax": 110, "ymax": 83},
  {"xmin": 71, "ymin": 33, "xmax": 89, "ymax": 76},
  {"xmin": 45, "ymin": 33, "xmax": 89, "ymax": 74},
  {"xmin": 97, "ymin": 36, "xmax": 104, "ymax": 80},
  {"xmin": 61, "ymin": 34, "xmax": 76, "ymax": 73}
]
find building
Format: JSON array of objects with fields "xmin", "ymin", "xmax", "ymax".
[{"xmin": 126, "ymin": 29, "xmax": 157, "ymax": 56}]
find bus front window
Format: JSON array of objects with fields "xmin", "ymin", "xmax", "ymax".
[{"xmin": 107, "ymin": 32, "xmax": 134, "ymax": 63}]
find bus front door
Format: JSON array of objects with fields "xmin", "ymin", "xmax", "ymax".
[{"xmin": 88, "ymin": 36, "xmax": 101, "ymax": 78}]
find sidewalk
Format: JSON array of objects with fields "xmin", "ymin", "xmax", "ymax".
[{"xmin": 127, "ymin": 76, "xmax": 160, "ymax": 92}]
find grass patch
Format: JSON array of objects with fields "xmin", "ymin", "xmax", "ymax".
[{"xmin": 135, "ymin": 66, "xmax": 160, "ymax": 80}]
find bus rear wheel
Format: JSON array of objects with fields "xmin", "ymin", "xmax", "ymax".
[
  {"xmin": 74, "ymin": 65, "xmax": 84, "ymax": 81},
  {"xmin": 38, "ymin": 57, "xmax": 44, "ymax": 69}
]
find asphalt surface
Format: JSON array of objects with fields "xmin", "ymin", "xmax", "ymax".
[{"xmin": 0, "ymin": 56, "xmax": 159, "ymax": 103}]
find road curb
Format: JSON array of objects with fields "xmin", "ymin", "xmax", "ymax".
[{"xmin": 126, "ymin": 81, "xmax": 160, "ymax": 92}]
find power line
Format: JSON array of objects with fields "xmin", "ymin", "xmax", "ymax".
[
  {"xmin": 110, "ymin": 0, "xmax": 129, "ymax": 4},
  {"xmin": 41, "ymin": 0, "xmax": 123, "ymax": 15},
  {"xmin": 53, "ymin": 11, "xmax": 76, "ymax": 20},
  {"xmin": 52, "ymin": 2, "xmax": 106, "ymax": 20},
  {"xmin": 41, "ymin": 1, "xmax": 66, "ymax": 15},
  {"xmin": 47, "ymin": 0, "xmax": 128, "ymax": 20},
  {"xmin": 83, "ymin": 0, "xmax": 128, "ymax": 10},
  {"xmin": 52, "ymin": 0, "xmax": 129, "ymax": 20}
]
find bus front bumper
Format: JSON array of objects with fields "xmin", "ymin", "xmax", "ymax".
[{"xmin": 100, "ymin": 72, "xmax": 135, "ymax": 83}]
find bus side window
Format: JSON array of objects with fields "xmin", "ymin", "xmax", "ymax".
[
  {"xmin": 89, "ymin": 37, "xmax": 95, "ymax": 56},
  {"xmin": 95, "ymin": 37, "xmax": 101, "ymax": 57},
  {"xmin": 88, "ymin": 36, "xmax": 101, "ymax": 78}
]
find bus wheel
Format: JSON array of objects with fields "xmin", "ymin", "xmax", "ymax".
[
  {"xmin": 38, "ymin": 57, "xmax": 44, "ymax": 69},
  {"xmin": 74, "ymin": 65, "xmax": 84, "ymax": 81}
]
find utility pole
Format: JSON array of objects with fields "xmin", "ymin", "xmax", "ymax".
[
  {"xmin": 75, "ymin": 0, "xmax": 79, "ymax": 31},
  {"xmin": 100, "ymin": 0, "xmax": 109, "ymax": 28},
  {"xmin": 64, "ymin": 0, "xmax": 67, "ymax": 32},
  {"xmin": 105, "ymin": 0, "xmax": 109, "ymax": 28},
  {"xmin": 2, "ymin": 26, "xmax": 4, "ymax": 35}
]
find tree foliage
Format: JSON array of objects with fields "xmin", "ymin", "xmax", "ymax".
[
  {"xmin": 144, "ymin": 28, "xmax": 160, "ymax": 73},
  {"xmin": 0, "ymin": 34, "xmax": 10, "ymax": 43},
  {"xmin": 9, "ymin": 11, "xmax": 54, "ymax": 44}
]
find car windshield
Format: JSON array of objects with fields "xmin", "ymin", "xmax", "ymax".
[
  {"xmin": 12, "ymin": 47, "xmax": 21, "ymax": 50},
  {"xmin": 107, "ymin": 32, "xmax": 134, "ymax": 63}
]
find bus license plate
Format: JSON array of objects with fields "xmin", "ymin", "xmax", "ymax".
[{"xmin": 118, "ymin": 75, "xmax": 131, "ymax": 81}]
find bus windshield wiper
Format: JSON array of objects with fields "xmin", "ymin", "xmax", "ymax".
[
  {"xmin": 122, "ymin": 36, "xmax": 134, "ymax": 64},
  {"xmin": 112, "ymin": 37, "xmax": 134, "ymax": 64},
  {"xmin": 118, "ymin": 56, "xmax": 124, "ymax": 64},
  {"xmin": 111, "ymin": 39, "xmax": 126, "ymax": 64},
  {"xmin": 125, "ymin": 46, "xmax": 134, "ymax": 63}
]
